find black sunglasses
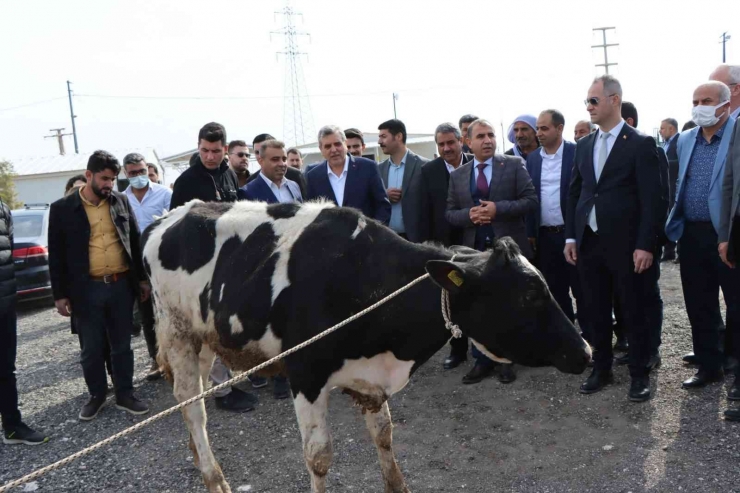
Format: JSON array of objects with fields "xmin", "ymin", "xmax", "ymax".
[
  {"xmin": 585, "ymin": 94, "xmax": 617, "ymax": 106},
  {"xmin": 231, "ymin": 152, "xmax": 250, "ymax": 158}
]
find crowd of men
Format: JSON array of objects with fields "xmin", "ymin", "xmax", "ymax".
[{"xmin": 1, "ymin": 65, "xmax": 740, "ymax": 447}]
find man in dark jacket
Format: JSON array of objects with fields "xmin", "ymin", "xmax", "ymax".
[
  {"xmin": 171, "ymin": 122, "xmax": 240, "ymax": 209},
  {"xmin": 0, "ymin": 198, "xmax": 49, "ymax": 444},
  {"xmin": 49, "ymin": 150, "xmax": 150, "ymax": 421},
  {"xmin": 170, "ymin": 123, "xmax": 264, "ymax": 410}
]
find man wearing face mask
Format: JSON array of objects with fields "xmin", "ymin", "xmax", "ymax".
[
  {"xmin": 123, "ymin": 153, "xmax": 172, "ymax": 381},
  {"xmin": 666, "ymin": 81, "xmax": 738, "ymax": 390}
]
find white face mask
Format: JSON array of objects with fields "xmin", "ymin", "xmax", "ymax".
[
  {"xmin": 129, "ymin": 175, "xmax": 150, "ymax": 189},
  {"xmin": 692, "ymin": 101, "xmax": 728, "ymax": 128}
]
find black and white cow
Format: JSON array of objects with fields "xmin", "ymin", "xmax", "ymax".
[{"xmin": 141, "ymin": 199, "xmax": 591, "ymax": 493}]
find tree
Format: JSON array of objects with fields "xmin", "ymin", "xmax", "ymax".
[{"xmin": 0, "ymin": 160, "xmax": 23, "ymax": 209}]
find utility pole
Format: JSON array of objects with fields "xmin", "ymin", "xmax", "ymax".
[
  {"xmin": 392, "ymin": 93, "xmax": 398, "ymax": 119},
  {"xmin": 67, "ymin": 80, "xmax": 79, "ymax": 154},
  {"xmin": 592, "ymin": 27, "xmax": 618, "ymax": 74},
  {"xmin": 45, "ymin": 128, "xmax": 72, "ymax": 155},
  {"xmin": 720, "ymin": 32, "xmax": 731, "ymax": 63}
]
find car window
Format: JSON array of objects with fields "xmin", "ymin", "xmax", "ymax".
[{"xmin": 14, "ymin": 214, "xmax": 44, "ymax": 238}]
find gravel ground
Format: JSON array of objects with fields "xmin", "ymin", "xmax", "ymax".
[{"xmin": 2, "ymin": 262, "xmax": 740, "ymax": 493}]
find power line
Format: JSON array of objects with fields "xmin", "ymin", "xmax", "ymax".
[{"xmin": 0, "ymin": 97, "xmax": 66, "ymax": 113}]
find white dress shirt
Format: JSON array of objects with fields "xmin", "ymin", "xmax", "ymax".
[
  {"xmin": 327, "ymin": 156, "xmax": 349, "ymax": 206},
  {"xmin": 259, "ymin": 172, "xmax": 296, "ymax": 203},
  {"xmin": 444, "ymin": 153, "xmax": 465, "ymax": 174},
  {"xmin": 566, "ymin": 119, "xmax": 625, "ymax": 243},
  {"xmin": 539, "ymin": 141, "xmax": 565, "ymax": 227},
  {"xmin": 473, "ymin": 157, "xmax": 493, "ymax": 186}
]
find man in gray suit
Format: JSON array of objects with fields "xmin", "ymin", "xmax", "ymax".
[
  {"xmin": 446, "ymin": 118, "xmax": 538, "ymax": 385},
  {"xmin": 377, "ymin": 119, "xmax": 429, "ymax": 242},
  {"xmin": 718, "ymin": 116, "xmax": 740, "ymax": 416}
]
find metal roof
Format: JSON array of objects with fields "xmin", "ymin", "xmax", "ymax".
[{"xmin": 6, "ymin": 148, "xmax": 161, "ymax": 177}]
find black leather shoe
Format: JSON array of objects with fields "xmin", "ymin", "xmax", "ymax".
[
  {"xmin": 728, "ymin": 380, "xmax": 740, "ymax": 401},
  {"xmin": 215, "ymin": 387, "xmax": 258, "ymax": 412},
  {"xmin": 629, "ymin": 377, "xmax": 651, "ymax": 402},
  {"xmin": 443, "ymin": 352, "xmax": 467, "ymax": 370},
  {"xmin": 497, "ymin": 364, "xmax": 516, "ymax": 384},
  {"xmin": 725, "ymin": 357, "xmax": 738, "ymax": 373},
  {"xmin": 273, "ymin": 376, "xmax": 291, "ymax": 400},
  {"xmin": 614, "ymin": 353, "xmax": 629, "ymax": 365},
  {"xmin": 462, "ymin": 363, "xmax": 495, "ymax": 385},
  {"xmin": 725, "ymin": 408, "xmax": 740, "ymax": 421},
  {"xmin": 613, "ymin": 338, "xmax": 629, "ymax": 352},
  {"xmin": 682, "ymin": 352, "xmax": 698, "ymax": 365},
  {"xmin": 579, "ymin": 369, "xmax": 614, "ymax": 394},
  {"xmin": 682, "ymin": 369, "xmax": 724, "ymax": 389},
  {"xmin": 647, "ymin": 354, "xmax": 662, "ymax": 373}
]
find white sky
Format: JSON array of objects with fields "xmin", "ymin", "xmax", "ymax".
[{"xmin": 0, "ymin": 0, "xmax": 738, "ymax": 161}]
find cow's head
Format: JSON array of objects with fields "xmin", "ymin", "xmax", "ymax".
[{"xmin": 426, "ymin": 238, "xmax": 591, "ymax": 374}]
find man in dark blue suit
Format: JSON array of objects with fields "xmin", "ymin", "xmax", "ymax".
[
  {"xmin": 239, "ymin": 139, "xmax": 303, "ymax": 205},
  {"xmin": 526, "ymin": 110, "xmax": 587, "ymax": 335},
  {"xmin": 305, "ymin": 125, "xmax": 391, "ymax": 224},
  {"xmin": 659, "ymin": 118, "xmax": 680, "ymax": 261},
  {"xmin": 564, "ymin": 75, "xmax": 662, "ymax": 402}
]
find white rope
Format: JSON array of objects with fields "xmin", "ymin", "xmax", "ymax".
[{"xmin": 0, "ymin": 264, "xmax": 462, "ymax": 493}]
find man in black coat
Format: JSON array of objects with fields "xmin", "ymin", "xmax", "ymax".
[
  {"xmin": 49, "ymin": 150, "xmax": 150, "ymax": 420},
  {"xmin": 171, "ymin": 122, "xmax": 240, "ymax": 209},
  {"xmin": 659, "ymin": 118, "xmax": 680, "ymax": 261},
  {"xmin": 420, "ymin": 122, "xmax": 472, "ymax": 370},
  {"xmin": 0, "ymin": 198, "xmax": 49, "ymax": 444},
  {"xmin": 564, "ymin": 76, "xmax": 662, "ymax": 403}
]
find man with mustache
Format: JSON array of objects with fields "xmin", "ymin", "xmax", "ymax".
[
  {"xmin": 240, "ymin": 140, "xmax": 303, "ymax": 205},
  {"xmin": 505, "ymin": 115, "xmax": 540, "ymax": 159},
  {"xmin": 420, "ymin": 122, "xmax": 473, "ymax": 370},
  {"xmin": 574, "ymin": 120, "xmax": 596, "ymax": 142},
  {"xmin": 48, "ymin": 150, "xmax": 150, "ymax": 420},
  {"xmin": 345, "ymin": 128, "xmax": 366, "ymax": 158},
  {"xmin": 446, "ymin": 119, "xmax": 538, "ymax": 384}
]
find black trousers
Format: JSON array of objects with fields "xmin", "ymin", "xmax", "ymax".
[
  {"xmin": 679, "ymin": 222, "xmax": 740, "ymax": 373},
  {"xmin": 536, "ymin": 228, "xmax": 580, "ymax": 323},
  {"xmin": 139, "ymin": 297, "xmax": 157, "ymax": 360},
  {"xmin": 0, "ymin": 297, "xmax": 21, "ymax": 430},
  {"xmin": 578, "ymin": 229, "xmax": 650, "ymax": 378},
  {"xmin": 76, "ymin": 277, "xmax": 135, "ymax": 399}
]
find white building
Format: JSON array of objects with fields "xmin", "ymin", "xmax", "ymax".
[{"xmin": 8, "ymin": 148, "xmax": 164, "ymax": 206}]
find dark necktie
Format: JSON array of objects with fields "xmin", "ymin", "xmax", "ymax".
[{"xmin": 476, "ymin": 162, "xmax": 489, "ymax": 198}]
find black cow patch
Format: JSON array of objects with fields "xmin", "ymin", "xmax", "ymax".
[
  {"xmin": 143, "ymin": 258, "xmax": 152, "ymax": 278},
  {"xmin": 267, "ymin": 202, "xmax": 300, "ymax": 220},
  {"xmin": 199, "ymin": 283, "xmax": 211, "ymax": 324},
  {"xmin": 158, "ymin": 202, "xmax": 232, "ymax": 273},
  {"xmin": 210, "ymin": 223, "xmax": 280, "ymax": 348}
]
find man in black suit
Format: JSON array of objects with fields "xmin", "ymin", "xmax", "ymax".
[
  {"xmin": 659, "ymin": 118, "xmax": 680, "ymax": 261},
  {"xmin": 459, "ymin": 114, "xmax": 479, "ymax": 154},
  {"xmin": 420, "ymin": 122, "xmax": 473, "ymax": 370},
  {"xmin": 564, "ymin": 75, "xmax": 662, "ymax": 403},
  {"xmin": 246, "ymin": 133, "xmax": 307, "ymax": 197}
]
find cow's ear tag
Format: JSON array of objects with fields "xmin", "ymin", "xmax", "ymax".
[{"xmin": 447, "ymin": 270, "xmax": 464, "ymax": 287}]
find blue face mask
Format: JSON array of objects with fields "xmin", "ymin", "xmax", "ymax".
[{"xmin": 129, "ymin": 175, "xmax": 150, "ymax": 189}]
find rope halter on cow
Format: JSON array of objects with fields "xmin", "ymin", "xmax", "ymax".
[{"xmin": 442, "ymin": 254, "xmax": 463, "ymax": 339}]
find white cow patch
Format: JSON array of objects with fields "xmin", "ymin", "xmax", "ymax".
[
  {"xmin": 470, "ymin": 338, "xmax": 512, "ymax": 364},
  {"xmin": 328, "ymin": 351, "xmax": 415, "ymax": 398},
  {"xmin": 351, "ymin": 216, "xmax": 366, "ymax": 240},
  {"xmin": 255, "ymin": 325, "xmax": 282, "ymax": 358},
  {"xmin": 219, "ymin": 283, "xmax": 225, "ymax": 303},
  {"xmin": 229, "ymin": 314, "xmax": 244, "ymax": 335}
]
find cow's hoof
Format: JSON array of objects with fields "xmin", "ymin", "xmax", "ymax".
[{"xmin": 203, "ymin": 468, "xmax": 231, "ymax": 493}]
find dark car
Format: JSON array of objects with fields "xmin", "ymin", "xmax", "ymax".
[{"xmin": 12, "ymin": 204, "xmax": 52, "ymax": 301}]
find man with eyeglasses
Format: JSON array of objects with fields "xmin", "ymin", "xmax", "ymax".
[
  {"xmin": 564, "ymin": 75, "xmax": 662, "ymax": 403},
  {"xmin": 122, "ymin": 153, "xmax": 172, "ymax": 381},
  {"xmin": 228, "ymin": 140, "xmax": 251, "ymax": 188},
  {"xmin": 710, "ymin": 64, "xmax": 740, "ymax": 120}
]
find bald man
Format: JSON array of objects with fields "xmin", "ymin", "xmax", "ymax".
[{"xmin": 710, "ymin": 64, "xmax": 740, "ymax": 120}]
